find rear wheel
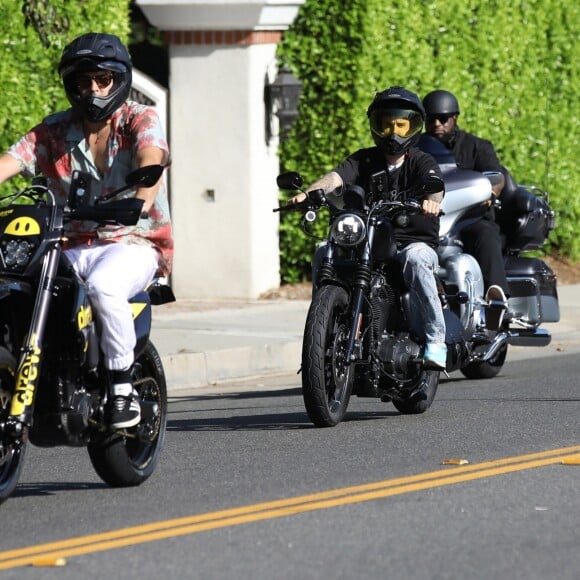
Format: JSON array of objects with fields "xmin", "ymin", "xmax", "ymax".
[
  {"xmin": 0, "ymin": 348, "xmax": 26, "ymax": 504},
  {"xmin": 302, "ymin": 286, "xmax": 354, "ymax": 427},
  {"xmin": 461, "ymin": 343, "xmax": 508, "ymax": 379},
  {"xmin": 88, "ymin": 341, "xmax": 167, "ymax": 487},
  {"xmin": 391, "ymin": 370, "xmax": 440, "ymax": 414}
]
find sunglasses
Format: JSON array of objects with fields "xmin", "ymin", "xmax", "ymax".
[
  {"xmin": 76, "ymin": 72, "xmax": 114, "ymax": 90},
  {"xmin": 426, "ymin": 114, "xmax": 453, "ymax": 124}
]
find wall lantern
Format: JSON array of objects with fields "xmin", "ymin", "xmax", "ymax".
[{"xmin": 267, "ymin": 66, "xmax": 303, "ymax": 140}]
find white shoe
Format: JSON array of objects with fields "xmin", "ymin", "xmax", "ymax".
[
  {"xmin": 485, "ymin": 285, "xmax": 508, "ymax": 330},
  {"xmin": 423, "ymin": 343, "xmax": 447, "ymax": 369}
]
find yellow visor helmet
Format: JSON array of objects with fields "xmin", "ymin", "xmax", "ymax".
[{"xmin": 369, "ymin": 108, "xmax": 423, "ymax": 139}]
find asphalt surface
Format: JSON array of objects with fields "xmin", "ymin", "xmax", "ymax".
[{"xmin": 151, "ymin": 283, "xmax": 580, "ymax": 391}]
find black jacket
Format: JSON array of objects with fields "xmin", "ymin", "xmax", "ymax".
[
  {"xmin": 447, "ymin": 128, "xmax": 502, "ymax": 173},
  {"xmin": 333, "ymin": 146, "xmax": 443, "ymax": 248}
]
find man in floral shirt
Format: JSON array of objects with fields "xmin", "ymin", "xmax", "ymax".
[{"xmin": 0, "ymin": 32, "xmax": 173, "ymax": 429}]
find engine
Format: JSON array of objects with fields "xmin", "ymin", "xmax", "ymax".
[{"xmin": 438, "ymin": 252, "xmax": 484, "ymax": 337}]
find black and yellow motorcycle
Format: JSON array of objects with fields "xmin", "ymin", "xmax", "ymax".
[{"xmin": 0, "ymin": 165, "xmax": 173, "ymax": 503}]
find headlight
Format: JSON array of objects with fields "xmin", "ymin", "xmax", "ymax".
[
  {"xmin": 1, "ymin": 238, "xmax": 36, "ymax": 270},
  {"xmin": 330, "ymin": 214, "xmax": 366, "ymax": 247}
]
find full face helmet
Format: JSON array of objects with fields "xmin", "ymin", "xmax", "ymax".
[
  {"xmin": 58, "ymin": 33, "xmax": 132, "ymax": 122},
  {"xmin": 367, "ymin": 86, "xmax": 425, "ymax": 155},
  {"xmin": 422, "ymin": 90, "xmax": 460, "ymax": 117}
]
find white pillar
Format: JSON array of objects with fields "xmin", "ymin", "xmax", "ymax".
[{"xmin": 136, "ymin": 1, "xmax": 304, "ymax": 299}]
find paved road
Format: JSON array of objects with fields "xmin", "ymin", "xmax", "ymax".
[{"xmin": 1, "ymin": 352, "xmax": 578, "ymax": 579}]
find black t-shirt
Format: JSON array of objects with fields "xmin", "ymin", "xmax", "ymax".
[
  {"xmin": 333, "ymin": 147, "xmax": 443, "ymax": 247},
  {"xmin": 448, "ymin": 128, "xmax": 502, "ymax": 173}
]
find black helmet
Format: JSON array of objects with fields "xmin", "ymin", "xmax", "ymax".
[
  {"xmin": 59, "ymin": 33, "xmax": 132, "ymax": 122},
  {"xmin": 422, "ymin": 90, "xmax": 460, "ymax": 116},
  {"xmin": 367, "ymin": 86, "xmax": 425, "ymax": 155}
]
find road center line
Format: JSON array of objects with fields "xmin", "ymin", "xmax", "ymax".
[{"xmin": 1, "ymin": 445, "xmax": 578, "ymax": 570}]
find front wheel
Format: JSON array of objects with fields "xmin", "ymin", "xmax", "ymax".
[
  {"xmin": 302, "ymin": 285, "xmax": 354, "ymax": 427},
  {"xmin": 88, "ymin": 341, "xmax": 167, "ymax": 487},
  {"xmin": 0, "ymin": 348, "xmax": 26, "ymax": 504}
]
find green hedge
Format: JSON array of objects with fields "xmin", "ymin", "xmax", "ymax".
[
  {"xmin": 0, "ymin": 0, "xmax": 130, "ymax": 195},
  {"xmin": 277, "ymin": 0, "xmax": 579, "ymax": 282}
]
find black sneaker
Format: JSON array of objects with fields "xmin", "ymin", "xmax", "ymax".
[{"xmin": 109, "ymin": 395, "xmax": 141, "ymax": 429}]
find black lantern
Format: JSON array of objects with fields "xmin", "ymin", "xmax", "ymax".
[{"xmin": 268, "ymin": 67, "xmax": 303, "ymax": 139}]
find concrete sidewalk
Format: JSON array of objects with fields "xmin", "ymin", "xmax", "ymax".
[{"xmin": 151, "ymin": 284, "xmax": 580, "ymax": 392}]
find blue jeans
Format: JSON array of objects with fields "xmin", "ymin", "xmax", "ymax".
[
  {"xmin": 312, "ymin": 241, "xmax": 445, "ymax": 345},
  {"xmin": 396, "ymin": 242, "xmax": 445, "ymax": 344}
]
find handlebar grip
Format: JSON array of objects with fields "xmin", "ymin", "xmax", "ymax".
[
  {"xmin": 307, "ymin": 189, "xmax": 326, "ymax": 208},
  {"xmin": 273, "ymin": 200, "xmax": 311, "ymax": 213}
]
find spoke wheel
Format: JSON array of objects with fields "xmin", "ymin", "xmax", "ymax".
[
  {"xmin": 302, "ymin": 286, "xmax": 353, "ymax": 427},
  {"xmin": 88, "ymin": 341, "xmax": 167, "ymax": 487}
]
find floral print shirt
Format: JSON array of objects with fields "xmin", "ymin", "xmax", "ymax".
[{"xmin": 7, "ymin": 101, "xmax": 173, "ymax": 276}]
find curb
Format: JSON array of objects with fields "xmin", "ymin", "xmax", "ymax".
[{"xmin": 161, "ymin": 341, "xmax": 302, "ymax": 390}]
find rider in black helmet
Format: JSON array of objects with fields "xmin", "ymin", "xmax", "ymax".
[
  {"xmin": 367, "ymin": 86, "xmax": 426, "ymax": 156},
  {"xmin": 59, "ymin": 32, "xmax": 133, "ymax": 123},
  {"xmin": 0, "ymin": 32, "xmax": 173, "ymax": 429},
  {"xmin": 289, "ymin": 86, "xmax": 448, "ymax": 369},
  {"xmin": 419, "ymin": 89, "xmax": 509, "ymax": 330}
]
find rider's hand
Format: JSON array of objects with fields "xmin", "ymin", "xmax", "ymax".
[
  {"xmin": 422, "ymin": 199, "xmax": 441, "ymax": 216},
  {"xmin": 288, "ymin": 192, "xmax": 307, "ymax": 205}
]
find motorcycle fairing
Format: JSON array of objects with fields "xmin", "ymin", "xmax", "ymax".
[
  {"xmin": 439, "ymin": 168, "xmax": 492, "ymax": 237},
  {"xmin": 0, "ymin": 205, "xmax": 55, "ymax": 276}
]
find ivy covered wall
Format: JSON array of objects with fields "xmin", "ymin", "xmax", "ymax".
[{"xmin": 277, "ymin": 0, "xmax": 579, "ymax": 282}]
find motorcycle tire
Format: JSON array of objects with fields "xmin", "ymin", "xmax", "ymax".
[
  {"xmin": 302, "ymin": 285, "xmax": 354, "ymax": 427},
  {"xmin": 0, "ymin": 348, "xmax": 26, "ymax": 504},
  {"xmin": 88, "ymin": 340, "xmax": 167, "ymax": 487},
  {"xmin": 460, "ymin": 343, "xmax": 508, "ymax": 380},
  {"xmin": 391, "ymin": 370, "xmax": 440, "ymax": 414}
]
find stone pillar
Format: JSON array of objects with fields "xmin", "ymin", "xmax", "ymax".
[{"xmin": 136, "ymin": 1, "xmax": 304, "ymax": 299}]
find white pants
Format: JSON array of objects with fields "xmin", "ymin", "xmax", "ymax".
[{"xmin": 64, "ymin": 243, "xmax": 158, "ymax": 370}]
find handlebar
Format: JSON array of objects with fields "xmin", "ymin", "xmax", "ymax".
[{"xmin": 273, "ymin": 196, "xmax": 444, "ymax": 217}]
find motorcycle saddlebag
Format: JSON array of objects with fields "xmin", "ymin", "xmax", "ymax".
[{"xmin": 505, "ymin": 257, "xmax": 559, "ymax": 324}]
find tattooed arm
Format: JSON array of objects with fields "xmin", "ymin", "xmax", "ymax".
[{"xmin": 289, "ymin": 171, "xmax": 344, "ymax": 205}]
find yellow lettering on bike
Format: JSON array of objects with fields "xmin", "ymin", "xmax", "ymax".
[
  {"xmin": 77, "ymin": 304, "xmax": 93, "ymax": 330},
  {"xmin": 0, "ymin": 209, "xmax": 14, "ymax": 218},
  {"xmin": 10, "ymin": 340, "xmax": 41, "ymax": 416}
]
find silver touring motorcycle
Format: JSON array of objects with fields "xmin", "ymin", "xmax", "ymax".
[
  {"xmin": 276, "ymin": 138, "xmax": 558, "ymax": 427},
  {"xmin": 423, "ymin": 135, "xmax": 559, "ymax": 378}
]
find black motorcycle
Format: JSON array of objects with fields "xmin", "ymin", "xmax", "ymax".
[
  {"xmin": 276, "ymin": 171, "xmax": 464, "ymax": 427},
  {"xmin": 0, "ymin": 164, "xmax": 174, "ymax": 503}
]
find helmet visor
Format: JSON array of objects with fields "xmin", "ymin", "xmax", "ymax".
[{"xmin": 369, "ymin": 108, "xmax": 423, "ymax": 138}]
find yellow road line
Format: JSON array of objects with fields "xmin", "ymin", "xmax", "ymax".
[{"xmin": 1, "ymin": 445, "xmax": 578, "ymax": 570}]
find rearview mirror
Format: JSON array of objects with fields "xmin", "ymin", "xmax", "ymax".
[
  {"xmin": 125, "ymin": 164, "xmax": 165, "ymax": 189},
  {"xmin": 422, "ymin": 175, "xmax": 445, "ymax": 195},
  {"xmin": 96, "ymin": 164, "xmax": 165, "ymax": 204},
  {"xmin": 277, "ymin": 172, "xmax": 303, "ymax": 191}
]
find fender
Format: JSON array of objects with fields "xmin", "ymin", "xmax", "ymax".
[{"xmin": 0, "ymin": 277, "xmax": 34, "ymax": 299}]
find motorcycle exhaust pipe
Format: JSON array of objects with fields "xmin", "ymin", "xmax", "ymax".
[
  {"xmin": 507, "ymin": 328, "xmax": 552, "ymax": 348},
  {"xmin": 481, "ymin": 328, "xmax": 552, "ymax": 361}
]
